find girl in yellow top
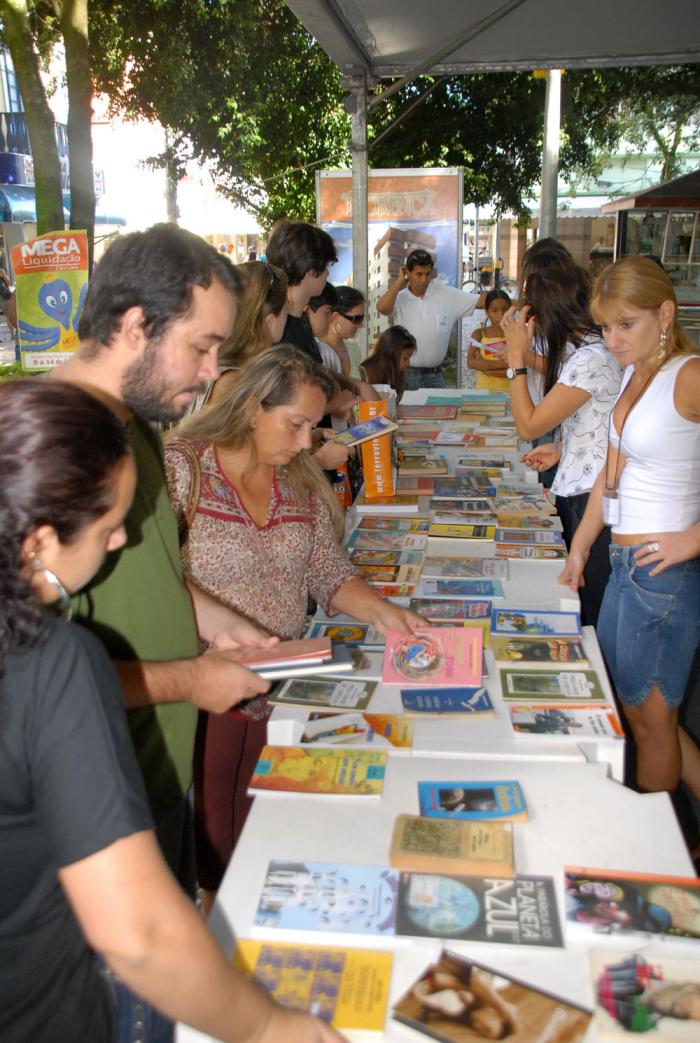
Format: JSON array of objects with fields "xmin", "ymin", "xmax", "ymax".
[{"xmin": 468, "ymin": 288, "xmax": 511, "ymax": 391}]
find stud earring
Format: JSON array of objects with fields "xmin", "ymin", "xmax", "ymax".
[{"xmin": 30, "ymin": 556, "xmax": 72, "ymax": 620}]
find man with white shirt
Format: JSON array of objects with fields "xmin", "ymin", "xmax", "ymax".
[{"xmin": 377, "ymin": 247, "xmax": 485, "ymax": 389}]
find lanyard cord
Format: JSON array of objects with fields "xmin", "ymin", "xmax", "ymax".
[{"xmin": 603, "ymin": 367, "xmax": 659, "ymax": 495}]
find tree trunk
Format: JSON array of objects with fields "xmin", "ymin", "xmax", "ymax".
[
  {"xmin": 0, "ymin": 0, "xmax": 65, "ymax": 234},
  {"xmin": 57, "ymin": 0, "xmax": 95, "ymax": 266}
]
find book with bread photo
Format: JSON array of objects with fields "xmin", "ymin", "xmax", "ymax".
[
  {"xmin": 392, "ymin": 949, "xmax": 591, "ymax": 1043},
  {"xmin": 389, "ymin": 815, "xmax": 514, "ymax": 876}
]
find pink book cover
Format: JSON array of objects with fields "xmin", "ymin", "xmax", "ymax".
[{"xmin": 382, "ymin": 627, "xmax": 483, "ymax": 687}]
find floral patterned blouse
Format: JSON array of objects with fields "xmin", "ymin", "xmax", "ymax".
[
  {"xmin": 164, "ymin": 440, "xmax": 358, "ymax": 640},
  {"xmin": 551, "ymin": 335, "xmax": 624, "ymax": 498}
]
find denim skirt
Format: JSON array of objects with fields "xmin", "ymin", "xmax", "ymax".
[{"xmin": 597, "ymin": 544, "xmax": 700, "ymax": 708}]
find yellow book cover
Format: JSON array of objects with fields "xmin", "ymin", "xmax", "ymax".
[
  {"xmin": 234, "ymin": 939, "xmax": 392, "ymax": 1032},
  {"xmin": 428, "ymin": 523, "xmax": 497, "ymax": 540},
  {"xmin": 249, "ymin": 745, "xmax": 387, "ymax": 796},
  {"xmin": 389, "ymin": 815, "xmax": 515, "ymax": 876}
]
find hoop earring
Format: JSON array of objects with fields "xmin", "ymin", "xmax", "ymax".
[
  {"xmin": 31, "ymin": 556, "xmax": 72, "ymax": 620},
  {"xmin": 658, "ymin": 326, "xmax": 669, "ymax": 360}
]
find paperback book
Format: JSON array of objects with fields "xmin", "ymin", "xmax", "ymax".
[
  {"xmin": 393, "ymin": 949, "xmax": 591, "ymax": 1043},
  {"xmin": 496, "ymin": 513, "xmax": 563, "ymax": 530},
  {"xmin": 355, "ymin": 563, "xmax": 422, "ymax": 586},
  {"xmin": 491, "ymin": 494, "xmax": 556, "ymax": 514},
  {"xmin": 345, "ymin": 529, "xmax": 428, "ymax": 552},
  {"xmin": 410, "ymin": 598, "xmax": 492, "ymax": 631},
  {"xmin": 428, "ymin": 523, "xmax": 497, "ymax": 541},
  {"xmin": 333, "ymin": 414, "xmax": 397, "ymax": 446},
  {"xmin": 564, "ymin": 867, "xmax": 700, "ymax": 940},
  {"xmin": 357, "ymin": 516, "xmax": 431, "ymax": 532},
  {"xmin": 491, "ymin": 609, "xmax": 582, "ymax": 637},
  {"xmin": 398, "ymin": 404, "xmax": 458, "ymax": 419},
  {"xmin": 401, "ymin": 687, "xmax": 494, "ymax": 716},
  {"xmin": 495, "ymin": 528, "xmax": 565, "ymax": 545},
  {"xmin": 508, "ymin": 704, "xmax": 625, "ymax": 738},
  {"xmin": 354, "ymin": 492, "xmax": 420, "ymax": 515},
  {"xmin": 249, "ymin": 745, "xmax": 387, "ymax": 797},
  {"xmin": 433, "ymin": 477, "xmax": 498, "ymax": 499},
  {"xmin": 268, "ymin": 677, "xmax": 378, "ymax": 711},
  {"xmin": 396, "ymin": 475, "xmax": 436, "ymax": 495},
  {"xmin": 421, "ymin": 555, "xmax": 508, "ymax": 579},
  {"xmin": 417, "ymin": 780, "xmax": 528, "ymax": 822},
  {"xmin": 350, "ymin": 548, "xmax": 424, "ymax": 567},
  {"xmin": 398, "ymin": 455, "xmax": 449, "ymax": 476},
  {"xmin": 432, "ymin": 513, "xmax": 496, "ymax": 527},
  {"xmin": 420, "ymin": 578, "xmax": 505, "ymax": 600},
  {"xmin": 428, "ymin": 497, "xmax": 494, "ymax": 513},
  {"xmin": 494, "ymin": 483, "xmax": 547, "ymax": 497},
  {"xmin": 389, "ymin": 815, "xmax": 514, "ymax": 877},
  {"xmin": 500, "ymin": 668, "xmax": 606, "ymax": 702},
  {"xmin": 395, "ymin": 873, "xmax": 562, "ymax": 947},
  {"xmin": 236, "ymin": 636, "xmax": 331, "ymax": 671},
  {"xmin": 382, "ymin": 627, "xmax": 483, "ymax": 687},
  {"xmin": 254, "ymin": 860, "xmax": 399, "ymax": 936},
  {"xmin": 233, "ymin": 939, "xmax": 392, "ymax": 1033},
  {"xmin": 495, "ymin": 544, "xmax": 567, "ymax": 560},
  {"xmin": 305, "ymin": 621, "xmax": 385, "ymax": 648},
  {"xmin": 492, "ymin": 635, "xmax": 587, "ymax": 666},
  {"xmin": 589, "ymin": 948, "xmax": 700, "ymax": 1042},
  {"xmin": 301, "ymin": 712, "xmax": 414, "ymax": 749}
]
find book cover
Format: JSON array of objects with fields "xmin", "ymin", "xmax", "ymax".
[
  {"xmin": 346, "ymin": 529, "xmax": 428, "ymax": 552},
  {"xmin": 398, "ymin": 404, "xmax": 458, "ymax": 419},
  {"xmin": 589, "ymin": 948, "xmax": 700, "ymax": 1042},
  {"xmin": 357, "ymin": 516, "xmax": 431, "ymax": 532},
  {"xmin": 492, "ymin": 494, "xmax": 557, "ymax": 515},
  {"xmin": 399, "ymin": 456, "xmax": 449, "ymax": 476},
  {"xmin": 495, "ymin": 544, "xmax": 567, "ymax": 560},
  {"xmin": 496, "ymin": 513, "xmax": 563, "ymax": 531},
  {"xmin": 496, "ymin": 528, "xmax": 565, "ymax": 545},
  {"xmin": 250, "ymin": 644, "xmax": 355, "ymax": 681},
  {"xmin": 236, "ymin": 636, "xmax": 332, "ymax": 670},
  {"xmin": 233, "ymin": 939, "xmax": 392, "ymax": 1033},
  {"xmin": 350, "ymin": 548, "xmax": 424, "ymax": 567},
  {"xmin": 371, "ymin": 582, "xmax": 416, "ymax": 599},
  {"xmin": 432, "ymin": 513, "xmax": 496, "ymax": 528},
  {"xmin": 393, "ymin": 949, "xmax": 591, "ymax": 1043},
  {"xmin": 389, "ymin": 816, "xmax": 514, "ymax": 877},
  {"xmin": 333, "ymin": 414, "xmax": 397, "ymax": 447},
  {"xmin": 268, "ymin": 677, "xmax": 378, "ymax": 711},
  {"xmin": 491, "ymin": 609, "xmax": 582, "ymax": 637},
  {"xmin": 494, "ymin": 483, "xmax": 547, "ymax": 497},
  {"xmin": 305, "ymin": 621, "xmax": 385, "ymax": 647},
  {"xmin": 564, "ymin": 867, "xmax": 700, "ymax": 940},
  {"xmin": 420, "ymin": 578, "xmax": 505, "ymax": 600},
  {"xmin": 456, "ymin": 454, "xmax": 506, "ymax": 468},
  {"xmin": 356, "ymin": 563, "xmax": 422, "ymax": 586},
  {"xmin": 428, "ymin": 524, "xmax": 497, "ymax": 541},
  {"xmin": 508, "ymin": 704, "xmax": 625, "ymax": 738},
  {"xmin": 418, "ymin": 780, "xmax": 528, "ymax": 822},
  {"xmin": 432, "ymin": 431, "xmax": 483, "ymax": 446},
  {"xmin": 401, "ymin": 687, "xmax": 494, "ymax": 716},
  {"xmin": 382, "ymin": 627, "xmax": 483, "ymax": 688},
  {"xmin": 421, "ymin": 556, "xmax": 508, "ymax": 579},
  {"xmin": 254, "ymin": 860, "xmax": 399, "ymax": 935},
  {"xmin": 301, "ymin": 712, "xmax": 414, "ymax": 749},
  {"xmin": 411, "ymin": 598, "xmax": 492, "ymax": 623},
  {"xmin": 396, "ymin": 873, "xmax": 562, "ymax": 946},
  {"xmin": 354, "ymin": 491, "xmax": 420, "ymax": 514},
  {"xmin": 396, "ymin": 476, "xmax": 436, "ymax": 494},
  {"xmin": 492, "ymin": 636, "xmax": 587, "ymax": 666},
  {"xmin": 500, "ymin": 669, "xmax": 606, "ymax": 702},
  {"xmin": 428, "ymin": 497, "xmax": 496, "ymax": 515},
  {"xmin": 249, "ymin": 745, "xmax": 387, "ymax": 796},
  {"xmin": 433, "ymin": 478, "xmax": 497, "ymax": 499}
]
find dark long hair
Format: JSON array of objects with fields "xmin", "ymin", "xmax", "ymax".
[
  {"xmin": 361, "ymin": 325, "xmax": 416, "ymax": 399},
  {"xmin": 525, "ymin": 268, "xmax": 597, "ymax": 394},
  {"xmin": 0, "ymin": 381, "xmax": 130, "ymax": 667}
]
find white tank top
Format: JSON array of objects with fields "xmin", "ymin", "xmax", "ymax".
[{"xmin": 609, "ymin": 355, "xmax": 700, "ymax": 534}]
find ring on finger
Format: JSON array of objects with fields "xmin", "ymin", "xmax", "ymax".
[{"xmin": 648, "ymin": 541, "xmax": 660, "ymax": 553}]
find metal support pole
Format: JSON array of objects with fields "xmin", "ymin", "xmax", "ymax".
[
  {"xmin": 539, "ymin": 69, "xmax": 561, "ymax": 240},
  {"xmin": 344, "ymin": 71, "xmax": 370, "ymax": 359}
]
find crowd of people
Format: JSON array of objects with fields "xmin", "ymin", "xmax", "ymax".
[{"xmin": 0, "ymin": 217, "xmax": 698, "ymax": 1043}]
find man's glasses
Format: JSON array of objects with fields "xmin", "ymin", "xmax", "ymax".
[{"xmin": 338, "ymin": 311, "xmax": 364, "ymax": 325}]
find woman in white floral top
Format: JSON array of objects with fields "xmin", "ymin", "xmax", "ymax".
[
  {"xmin": 165, "ymin": 345, "xmax": 424, "ymax": 908},
  {"xmin": 501, "ymin": 267, "xmax": 623, "ymax": 625}
]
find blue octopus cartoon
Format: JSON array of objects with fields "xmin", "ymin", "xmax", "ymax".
[{"xmin": 19, "ymin": 278, "xmax": 88, "ymax": 350}]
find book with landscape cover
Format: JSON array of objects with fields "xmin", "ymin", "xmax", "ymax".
[
  {"xmin": 357, "ymin": 516, "xmax": 431, "ymax": 532},
  {"xmin": 418, "ymin": 780, "xmax": 528, "ymax": 822},
  {"xmin": 268, "ymin": 676, "xmax": 378, "ymax": 711},
  {"xmin": 350, "ymin": 548, "xmax": 424, "ymax": 568},
  {"xmin": 395, "ymin": 873, "xmax": 562, "ymax": 947},
  {"xmin": 492, "ymin": 635, "xmax": 587, "ymax": 666},
  {"xmin": 389, "ymin": 815, "xmax": 514, "ymax": 876},
  {"xmin": 398, "ymin": 404, "xmax": 458, "ymax": 419},
  {"xmin": 249, "ymin": 745, "xmax": 387, "ymax": 797},
  {"xmin": 428, "ymin": 497, "xmax": 494, "ymax": 514},
  {"xmin": 410, "ymin": 598, "xmax": 491, "ymax": 628},
  {"xmin": 301, "ymin": 712, "xmax": 414, "ymax": 749},
  {"xmin": 233, "ymin": 939, "xmax": 392, "ymax": 1033},
  {"xmin": 495, "ymin": 543, "xmax": 567, "ymax": 560},
  {"xmin": 428, "ymin": 523, "xmax": 497, "ymax": 541},
  {"xmin": 392, "ymin": 949, "xmax": 591, "ymax": 1043},
  {"xmin": 354, "ymin": 491, "xmax": 421, "ymax": 514},
  {"xmin": 253, "ymin": 860, "xmax": 399, "ymax": 936},
  {"xmin": 508, "ymin": 704, "xmax": 625, "ymax": 738},
  {"xmin": 382, "ymin": 627, "xmax": 482, "ymax": 687},
  {"xmin": 589, "ymin": 948, "xmax": 700, "ymax": 1042},
  {"xmin": 496, "ymin": 528, "xmax": 565, "ymax": 545},
  {"xmin": 346, "ymin": 529, "xmax": 428, "ymax": 552},
  {"xmin": 421, "ymin": 556, "xmax": 508, "ymax": 579},
  {"xmin": 500, "ymin": 668, "xmax": 607, "ymax": 703},
  {"xmin": 401, "ymin": 686, "xmax": 494, "ymax": 716},
  {"xmin": 333, "ymin": 414, "xmax": 397, "ymax": 447},
  {"xmin": 496, "ymin": 512, "xmax": 563, "ymax": 531},
  {"xmin": 433, "ymin": 477, "xmax": 498, "ymax": 499},
  {"xmin": 492, "ymin": 494, "xmax": 556, "ymax": 515},
  {"xmin": 564, "ymin": 867, "xmax": 700, "ymax": 940},
  {"xmin": 399, "ymin": 455, "xmax": 449, "ymax": 476},
  {"xmin": 420, "ymin": 578, "xmax": 505, "ymax": 600},
  {"xmin": 305, "ymin": 621, "xmax": 385, "ymax": 647},
  {"xmin": 491, "ymin": 609, "xmax": 582, "ymax": 637}
]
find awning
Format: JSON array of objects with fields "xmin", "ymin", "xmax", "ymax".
[
  {"xmin": 602, "ymin": 168, "xmax": 700, "ymax": 213},
  {"xmin": 0, "ymin": 184, "xmax": 126, "ymax": 226}
]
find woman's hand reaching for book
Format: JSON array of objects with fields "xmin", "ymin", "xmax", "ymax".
[
  {"xmin": 372, "ymin": 601, "xmax": 427, "ymax": 637},
  {"xmin": 558, "ymin": 546, "xmax": 589, "ymax": 593},
  {"xmin": 521, "ymin": 442, "xmax": 561, "ymax": 472}
]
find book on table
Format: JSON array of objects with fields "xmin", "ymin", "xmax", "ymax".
[
  {"xmin": 419, "ymin": 578, "xmax": 505, "ymax": 600},
  {"xmin": 495, "ymin": 528, "xmax": 565, "ymax": 545},
  {"xmin": 301, "ymin": 712, "xmax": 414, "ymax": 749},
  {"xmin": 421, "ymin": 555, "xmax": 508, "ymax": 579},
  {"xmin": 397, "ymin": 404, "xmax": 458, "ymax": 419},
  {"xmin": 233, "ymin": 939, "xmax": 392, "ymax": 1033},
  {"xmin": 346, "ymin": 528, "xmax": 428, "ymax": 552},
  {"xmin": 508, "ymin": 703, "xmax": 625, "ymax": 738},
  {"xmin": 268, "ymin": 676, "xmax": 378, "ymax": 711},
  {"xmin": 492, "ymin": 635, "xmax": 587, "ymax": 666},
  {"xmin": 496, "ymin": 512, "xmax": 564, "ymax": 530},
  {"xmin": 495, "ymin": 543, "xmax": 567, "ymax": 560},
  {"xmin": 350, "ymin": 547, "xmax": 424, "ymax": 567},
  {"xmin": 382, "ymin": 626, "xmax": 482, "ymax": 687},
  {"xmin": 428, "ymin": 523, "xmax": 498, "ymax": 541},
  {"xmin": 396, "ymin": 475, "xmax": 436, "ymax": 494},
  {"xmin": 389, "ymin": 815, "xmax": 515, "ymax": 876},
  {"xmin": 357, "ymin": 515, "xmax": 431, "ymax": 532},
  {"xmin": 248, "ymin": 745, "xmax": 387, "ymax": 797},
  {"xmin": 500, "ymin": 668, "xmax": 607, "ymax": 703},
  {"xmin": 354, "ymin": 491, "xmax": 421, "ymax": 514},
  {"xmin": 433, "ymin": 476, "xmax": 497, "ymax": 498},
  {"xmin": 305, "ymin": 621, "xmax": 385, "ymax": 647},
  {"xmin": 400, "ymin": 686, "xmax": 494, "ymax": 716},
  {"xmin": 398, "ymin": 455, "xmax": 449, "ymax": 476},
  {"xmin": 356, "ymin": 562, "xmax": 422, "ymax": 587},
  {"xmin": 564, "ymin": 866, "xmax": 700, "ymax": 941},
  {"xmin": 417, "ymin": 779, "xmax": 528, "ymax": 822},
  {"xmin": 491, "ymin": 608, "xmax": 582, "ymax": 637},
  {"xmin": 392, "ymin": 948, "xmax": 591, "ymax": 1043},
  {"xmin": 492, "ymin": 493, "xmax": 557, "ymax": 514},
  {"xmin": 428, "ymin": 496, "xmax": 494, "ymax": 513},
  {"xmin": 589, "ymin": 948, "xmax": 700, "ymax": 1042}
]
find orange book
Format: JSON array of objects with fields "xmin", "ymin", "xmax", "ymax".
[{"xmin": 359, "ymin": 399, "xmax": 395, "ymax": 499}]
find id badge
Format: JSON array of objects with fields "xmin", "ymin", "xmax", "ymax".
[{"xmin": 603, "ymin": 494, "xmax": 620, "ymax": 527}]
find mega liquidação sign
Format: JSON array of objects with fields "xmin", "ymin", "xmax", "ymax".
[{"xmin": 11, "ymin": 230, "xmax": 89, "ymax": 369}]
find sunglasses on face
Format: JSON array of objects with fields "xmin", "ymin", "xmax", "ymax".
[{"xmin": 338, "ymin": 311, "xmax": 364, "ymax": 325}]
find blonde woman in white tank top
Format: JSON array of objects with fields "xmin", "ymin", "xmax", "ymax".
[{"xmin": 561, "ymin": 257, "xmax": 700, "ymax": 802}]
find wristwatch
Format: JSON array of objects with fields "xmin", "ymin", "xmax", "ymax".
[{"xmin": 506, "ymin": 366, "xmax": 527, "ymax": 380}]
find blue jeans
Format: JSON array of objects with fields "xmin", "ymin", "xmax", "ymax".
[
  {"xmin": 405, "ymin": 365, "xmax": 447, "ymax": 390},
  {"xmin": 597, "ymin": 544, "xmax": 700, "ymax": 708},
  {"xmin": 99, "ymin": 958, "xmax": 174, "ymax": 1043}
]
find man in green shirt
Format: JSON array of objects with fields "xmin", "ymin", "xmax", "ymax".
[{"xmin": 58, "ymin": 224, "xmax": 276, "ymax": 884}]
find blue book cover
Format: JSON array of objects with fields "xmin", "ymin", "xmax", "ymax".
[
  {"xmin": 491, "ymin": 608, "xmax": 582, "ymax": 637},
  {"xmin": 254, "ymin": 860, "xmax": 399, "ymax": 935},
  {"xmin": 400, "ymin": 687, "xmax": 493, "ymax": 715},
  {"xmin": 419, "ymin": 578, "xmax": 505, "ymax": 599},
  {"xmin": 417, "ymin": 779, "xmax": 527, "ymax": 821}
]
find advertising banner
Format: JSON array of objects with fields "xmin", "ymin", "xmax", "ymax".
[{"xmin": 12, "ymin": 229, "xmax": 89, "ymax": 369}]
